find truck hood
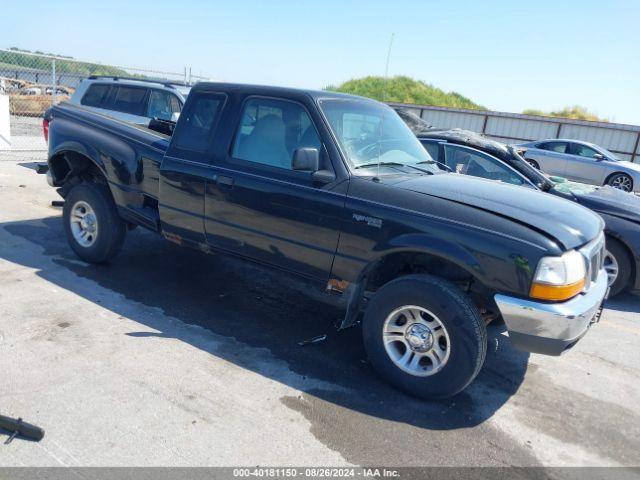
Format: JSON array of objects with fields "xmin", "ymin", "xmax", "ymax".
[
  {"xmin": 393, "ymin": 174, "xmax": 603, "ymax": 249},
  {"xmin": 573, "ymin": 186, "xmax": 640, "ymax": 224}
]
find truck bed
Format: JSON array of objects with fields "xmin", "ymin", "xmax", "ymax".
[{"xmin": 48, "ymin": 102, "xmax": 171, "ymax": 230}]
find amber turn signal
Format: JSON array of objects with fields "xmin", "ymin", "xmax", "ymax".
[{"xmin": 529, "ymin": 278, "xmax": 586, "ymax": 301}]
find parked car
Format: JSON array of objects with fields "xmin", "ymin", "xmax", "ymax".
[
  {"xmin": 45, "ymin": 86, "xmax": 71, "ymax": 96},
  {"xmin": 20, "ymin": 87, "xmax": 42, "ymax": 95},
  {"xmin": 413, "ymin": 127, "xmax": 639, "ymax": 296},
  {"xmin": 67, "ymin": 75, "xmax": 191, "ymax": 126},
  {"xmin": 42, "ymin": 83, "xmax": 607, "ymax": 399},
  {"xmin": 518, "ymin": 139, "xmax": 640, "ymax": 193}
]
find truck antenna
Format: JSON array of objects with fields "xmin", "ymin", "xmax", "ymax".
[{"xmin": 378, "ymin": 33, "xmax": 395, "ymax": 179}]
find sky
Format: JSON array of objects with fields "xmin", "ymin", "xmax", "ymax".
[{"xmin": 2, "ymin": 0, "xmax": 639, "ymax": 124}]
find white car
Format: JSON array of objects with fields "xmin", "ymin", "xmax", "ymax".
[
  {"xmin": 519, "ymin": 139, "xmax": 640, "ymax": 193},
  {"xmin": 68, "ymin": 76, "xmax": 191, "ymax": 126}
]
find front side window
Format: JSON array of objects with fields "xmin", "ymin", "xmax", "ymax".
[
  {"xmin": 109, "ymin": 86, "xmax": 148, "ymax": 116},
  {"xmin": 571, "ymin": 143, "xmax": 599, "ymax": 159},
  {"xmin": 171, "ymin": 92, "xmax": 225, "ymax": 153},
  {"xmin": 232, "ymin": 98, "xmax": 321, "ymax": 170},
  {"xmin": 81, "ymin": 84, "xmax": 111, "ymax": 107},
  {"xmin": 444, "ymin": 145, "xmax": 525, "ymax": 185},
  {"xmin": 147, "ymin": 90, "xmax": 182, "ymax": 121},
  {"xmin": 539, "ymin": 141, "xmax": 568, "ymax": 153},
  {"xmin": 319, "ymin": 99, "xmax": 438, "ymax": 174}
]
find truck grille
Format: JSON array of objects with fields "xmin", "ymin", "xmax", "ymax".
[{"xmin": 580, "ymin": 233, "xmax": 605, "ymax": 291}]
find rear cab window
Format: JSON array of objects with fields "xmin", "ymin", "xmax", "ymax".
[{"xmin": 168, "ymin": 91, "xmax": 226, "ymax": 162}]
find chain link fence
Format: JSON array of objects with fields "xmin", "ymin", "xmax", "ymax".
[{"xmin": 0, "ymin": 48, "xmax": 211, "ymax": 162}]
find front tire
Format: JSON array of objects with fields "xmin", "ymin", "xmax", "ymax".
[
  {"xmin": 605, "ymin": 237, "xmax": 632, "ymax": 297},
  {"xmin": 63, "ymin": 183, "xmax": 126, "ymax": 263},
  {"xmin": 606, "ymin": 173, "xmax": 633, "ymax": 192},
  {"xmin": 362, "ymin": 274, "xmax": 487, "ymax": 399}
]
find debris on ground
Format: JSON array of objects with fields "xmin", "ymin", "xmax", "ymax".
[
  {"xmin": 298, "ymin": 334, "xmax": 327, "ymax": 346},
  {"xmin": 0, "ymin": 415, "xmax": 45, "ymax": 444}
]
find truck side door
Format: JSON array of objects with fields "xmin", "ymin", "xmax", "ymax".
[
  {"xmin": 203, "ymin": 95, "xmax": 346, "ymax": 282},
  {"xmin": 158, "ymin": 91, "xmax": 227, "ymax": 248}
]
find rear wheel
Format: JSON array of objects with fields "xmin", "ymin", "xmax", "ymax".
[
  {"xmin": 606, "ymin": 173, "xmax": 633, "ymax": 192},
  {"xmin": 526, "ymin": 159, "xmax": 540, "ymax": 170},
  {"xmin": 362, "ymin": 274, "xmax": 487, "ymax": 399},
  {"xmin": 604, "ymin": 237, "xmax": 632, "ymax": 297},
  {"xmin": 63, "ymin": 183, "xmax": 126, "ymax": 263}
]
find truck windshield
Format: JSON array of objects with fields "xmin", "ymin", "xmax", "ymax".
[{"xmin": 319, "ymin": 99, "xmax": 439, "ymax": 174}]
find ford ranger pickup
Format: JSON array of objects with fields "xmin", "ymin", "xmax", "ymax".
[{"xmin": 43, "ymin": 83, "xmax": 608, "ymax": 399}]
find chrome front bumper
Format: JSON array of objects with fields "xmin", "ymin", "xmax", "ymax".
[{"xmin": 494, "ymin": 269, "xmax": 608, "ymax": 356}]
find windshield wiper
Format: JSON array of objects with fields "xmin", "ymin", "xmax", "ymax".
[
  {"xmin": 355, "ymin": 162, "xmax": 434, "ymax": 175},
  {"xmin": 415, "ymin": 160, "xmax": 452, "ymax": 172},
  {"xmin": 355, "ymin": 162, "xmax": 405, "ymax": 169}
]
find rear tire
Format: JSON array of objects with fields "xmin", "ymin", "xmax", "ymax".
[
  {"xmin": 606, "ymin": 173, "xmax": 633, "ymax": 192},
  {"xmin": 526, "ymin": 159, "xmax": 540, "ymax": 170},
  {"xmin": 362, "ymin": 274, "xmax": 487, "ymax": 400},
  {"xmin": 605, "ymin": 237, "xmax": 632, "ymax": 297},
  {"xmin": 63, "ymin": 183, "xmax": 126, "ymax": 263}
]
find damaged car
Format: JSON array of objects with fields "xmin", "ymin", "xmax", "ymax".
[{"xmin": 403, "ymin": 119, "xmax": 640, "ymax": 297}]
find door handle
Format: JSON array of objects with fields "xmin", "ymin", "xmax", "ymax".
[{"xmin": 214, "ymin": 174, "xmax": 235, "ymax": 188}]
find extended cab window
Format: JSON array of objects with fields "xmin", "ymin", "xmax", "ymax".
[
  {"xmin": 81, "ymin": 84, "xmax": 111, "ymax": 107},
  {"xmin": 171, "ymin": 92, "xmax": 225, "ymax": 153},
  {"xmin": 232, "ymin": 98, "xmax": 321, "ymax": 170},
  {"xmin": 147, "ymin": 90, "xmax": 182, "ymax": 121},
  {"xmin": 108, "ymin": 86, "xmax": 148, "ymax": 116},
  {"xmin": 444, "ymin": 145, "xmax": 524, "ymax": 186}
]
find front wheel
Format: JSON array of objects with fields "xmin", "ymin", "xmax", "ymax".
[
  {"xmin": 362, "ymin": 274, "xmax": 487, "ymax": 399},
  {"xmin": 606, "ymin": 173, "xmax": 633, "ymax": 192},
  {"xmin": 63, "ymin": 182, "xmax": 126, "ymax": 263},
  {"xmin": 604, "ymin": 237, "xmax": 632, "ymax": 297}
]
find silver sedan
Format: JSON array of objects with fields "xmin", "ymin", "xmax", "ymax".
[{"xmin": 518, "ymin": 139, "xmax": 640, "ymax": 193}]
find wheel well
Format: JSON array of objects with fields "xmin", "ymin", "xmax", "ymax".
[
  {"xmin": 363, "ymin": 251, "xmax": 473, "ymax": 292},
  {"xmin": 604, "ymin": 171, "xmax": 632, "ymax": 186},
  {"xmin": 606, "ymin": 234, "xmax": 635, "ymax": 285},
  {"xmin": 50, "ymin": 151, "xmax": 106, "ymax": 196},
  {"xmin": 338, "ymin": 251, "xmax": 497, "ymax": 329}
]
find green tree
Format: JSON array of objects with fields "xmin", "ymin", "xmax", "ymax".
[
  {"xmin": 523, "ymin": 105, "xmax": 608, "ymax": 122},
  {"xmin": 1, "ymin": 50, "xmax": 132, "ymax": 77},
  {"xmin": 326, "ymin": 75, "xmax": 486, "ymax": 110}
]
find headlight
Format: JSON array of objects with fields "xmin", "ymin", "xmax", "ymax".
[{"xmin": 530, "ymin": 250, "xmax": 586, "ymax": 301}]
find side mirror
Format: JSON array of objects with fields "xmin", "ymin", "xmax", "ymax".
[
  {"xmin": 593, "ymin": 153, "xmax": 604, "ymax": 161},
  {"xmin": 292, "ymin": 148, "xmax": 320, "ymax": 172},
  {"xmin": 148, "ymin": 117, "xmax": 175, "ymax": 136}
]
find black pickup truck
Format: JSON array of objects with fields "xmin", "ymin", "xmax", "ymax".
[{"xmin": 44, "ymin": 83, "xmax": 608, "ymax": 399}]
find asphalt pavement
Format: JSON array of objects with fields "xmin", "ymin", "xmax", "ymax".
[{"xmin": 0, "ymin": 160, "xmax": 639, "ymax": 469}]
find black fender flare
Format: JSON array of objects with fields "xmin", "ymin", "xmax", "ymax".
[
  {"xmin": 338, "ymin": 233, "xmax": 486, "ymax": 329},
  {"xmin": 48, "ymin": 141, "xmax": 107, "ymax": 185}
]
